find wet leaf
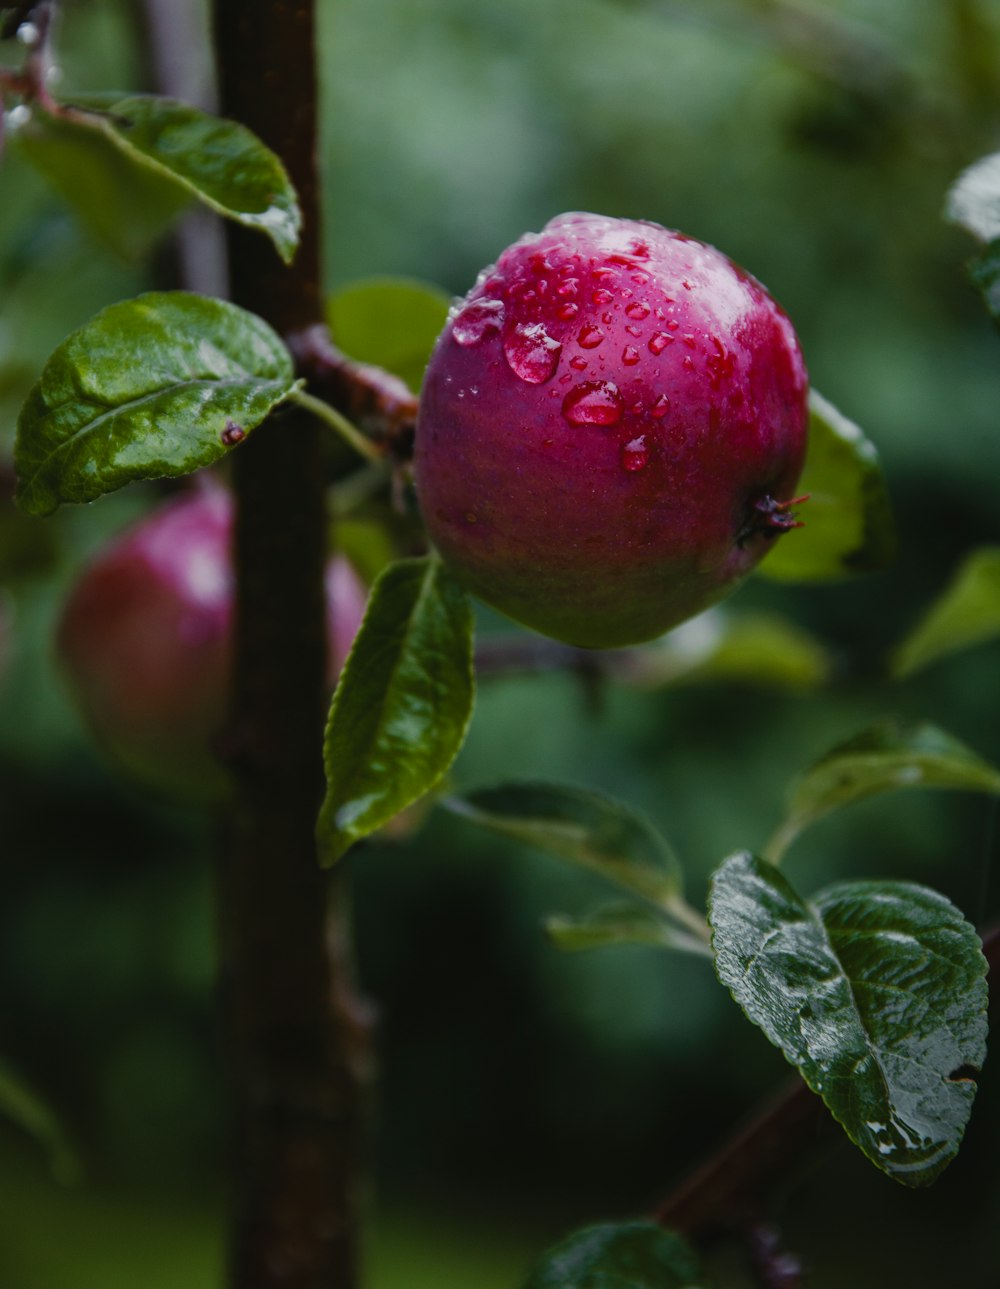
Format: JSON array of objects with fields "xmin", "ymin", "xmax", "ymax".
[
  {"xmin": 946, "ymin": 151, "xmax": 1000, "ymax": 243},
  {"xmin": 522, "ymin": 1221, "xmax": 704, "ymax": 1289},
  {"xmin": 328, "ymin": 277, "xmax": 451, "ymax": 392},
  {"xmin": 0, "ymin": 1058, "xmax": 80, "ymax": 1184},
  {"xmin": 546, "ymin": 902, "xmax": 711, "ymax": 957},
  {"xmin": 15, "ymin": 96, "xmax": 300, "ymax": 262},
  {"xmin": 317, "ymin": 555, "xmax": 475, "ymax": 863},
  {"xmin": 892, "ymin": 547, "xmax": 1000, "ymax": 677},
  {"xmin": 766, "ymin": 719, "xmax": 1000, "ymax": 862},
  {"xmin": 14, "ymin": 292, "xmax": 295, "ymax": 515},
  {"xmin": 11, "ymin": 106, "xmax": 192, "ymax": 260},
  {"xmin": 758, "ymin": 390, "xmax": 895, "ymax": 583},
  {"xmin": 444, "ymin": 781, "xmax": 682, "ymax": 905},
  {"xmin": 710, "ymin": 852, "xmax": 988, "ymax": 1186}
]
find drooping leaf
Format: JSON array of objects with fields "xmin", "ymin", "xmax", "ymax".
[
  {"xmin": 710, "ymin": 852, "xmax": 988, "ymax": 1186},
  {"xmin": 892, "ymin": 547, "xmax": 1000, "ymax": 677},
  {"xmin": 15, "ymin": 97, "xmax": 300, "ymax": 262},
  {"xmin": 757, "ymin": 390, "xmax": 895, "ymax": 582},
  {"xmin": 317, "ymin": 555, "xmax": 475, "ymax": 864},
  {"xmin": 620, "ymin": 609, "xmax": 830, "ymax": 691},
  {"xmin": 443, "ymin": 781, "xmax": 682, "ymax": 906},
  {"xmin": 946, "ymin": 151, "xmax": 1000, "ymax": 244},
  {"xmin": 765, "ymin": 719, "xmax": 1000, "ymax": 862},
  {"xmin": 522, "ymin": 1221, "xmax": 704, "ymax": 1289},
  {"xmin": 328, "ymin": 277, "xmax": 451, "ymax": 392},
  {"xmin": 0, "ymin": 1058, "xmax": 80, "ymax": 1184},
  {"xmin": 546, "ymin": 902, "xmax": 711, "ymax": 957},
  {"xmin": 968, "ymin": 238, "xmax": 1000, "ymax": 328},
  {"xmin": 14, "ymin": 292, "xmax": 296, "ymax": 515},
  {"xmin": 10, "ymin": 106, "xmax": 192, "ymax": 260}
]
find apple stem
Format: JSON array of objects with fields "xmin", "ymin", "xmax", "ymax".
[{"xmin": 738, "ymin": 493, "xmax": 810, "ymax": 546}]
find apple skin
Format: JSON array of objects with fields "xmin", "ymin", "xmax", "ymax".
[
  {"xmin": 414, "ymin": 212, "xmax": 808, "ymax": 648},
  {"xmin": 57, "ymin": 483, "xmax": 366, "ymax": 802}
]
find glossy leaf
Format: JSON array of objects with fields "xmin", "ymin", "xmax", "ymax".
[
  {"xmin": 317, "ymin": 555, "xmax": 475, "ymax": 864},
  {"xmin": 328, "ymin": 277, "xmax": 451, "ymax": 392},
  {"xmin": 766, "ymin": 719, "xmax": 1000, "ymax": 862},
  {"xmin": 620, "ymin": 609, "xmax": 829, "ymax": 691},
  {"xmin": 10, "ymin": 105, "xmax": 192, "ymax": 260},
  {"xmin": 758, "ymin": 390, "xmax": 895, "ymax": 582},
  {"xmin": 546, "ymin": 902, "xmax": 711, "ymax": 957},
  {"xmin": 444, "ymin": 781, "xmax": 682, "ymax": 905},
  {"xmin": 16, "ymin": 97, "xmax": 300, "ymax": 262},
  {"xmin": 946, "ymin": 151, "xmax": 1000, "ymax": 243},
  {"xmin": 0, "ymin": 1058, "xmax": 80, "ymax": 1184},
  {"xmin": 14, "ymin": 292, "xmax": 296, "ymax": 515},
  {"xmin": 522, "ymin": 1221, "xmax": 703, "ymax": 1289},
  {"xmin": 710, "ymin": 852, "xmax": 988, "ymax": 1185},
  {"xmin": 893, "ymin": 547, "xmax": 1000, "ymax": 677}
]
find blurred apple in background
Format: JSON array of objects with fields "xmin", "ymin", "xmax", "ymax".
[{"xmin": 57, "ymin": 481, "xmax": 367, "ymax": 802}]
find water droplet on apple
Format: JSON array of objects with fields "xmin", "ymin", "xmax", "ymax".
[
  {"xmin": 652, "ymin": 394, "xmax": 671, "ymax": 417},
  {"xmin": 625, "ymin": 301, "xmax": 650, "ymax": 320},
  {"xmin": 577, "ymin": 324, "xmax": 605, "ymax": 350},
  {"xmin": 562, "ymin": 380, "xmax": 623, "ymax": 426},
  {"xmin": 622, "ymin": 345, "xmax": 640, "ymax": 366},
  {"xmin": 569, "ymin": 355, "xmax": 588, "ymax": 371},
  {"xmin": 452, "ymin": 298, "xmax": 504, "ymax": 346},
  {"xmin": 621, "ymin": 435, "xmax": 648, "ymax": 472},
  {"xmin": 592, "ymin": 288, "xmax": 614, "ymax": 305},
  {"xmin": 558, "ymin": 302, "xmax": 579, "ymax": 321},
  {"xmin": 503, "ymin": 323, "xmax": 562, "ymax": 383},
  {"xmin": 648, "ymin": 333, "xmax": 673, "ymax": 355}
]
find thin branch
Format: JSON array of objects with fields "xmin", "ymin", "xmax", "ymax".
[{"xmin": 288, "ymin": 323, "xmax": 418, "ymax": 463}]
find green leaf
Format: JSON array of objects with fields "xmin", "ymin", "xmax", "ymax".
[
  {"xmin": 15, "ymin": 97, "xmax": 301, "ymax": 262},
  {"xmin": 443, "ymin": 781, "xmax": 682, "ymax": 906},
  {"xmin": 317, "ymin": 555, "xmax": 475, "ymax": 863},
  {"xmin": 892, "ymin": 547, "xmax": 1000, "ymax": 677},
  {"xmin": 946, "ymin": 151, "xmax": 1000, "ymax": 243},
  {"xmin": 10, "ymin": 106, "xmax": 192, "ymax": 260},
  {"xmin": 710, "ymin": 852, "xmax": 988, "ymax": 1186},
  {"xmin": 0, "ymin": 1058, "xmax": 80, "ymax": 1184},
  {"xmin": 546, "ymin": 902, "xmax": 712, "ymax": 957},
  {"xmin": 14, "ymin": 292, "xmax": 296, "ymax": 515},
  {"xmin": 968, "ymin": 238, "xmax": 1000, "ymax": 328},
  {"xmin": 766, "ymin": 719, "xmax": 1000, "ymax": 862},
  {"xmin": 327, "ymin": 277, "xmax": 451, "ymax": 392},
  {"xmin": 757, "ymin": 390, "xmax": 895, "ymax": 583},
  {"xmin": 522, "ymin": 1222, "xmax": 704, "ymax": 1289},
  {"xmin": 621, "ymin": 609, "xmax": 830, "ymax": 691}
]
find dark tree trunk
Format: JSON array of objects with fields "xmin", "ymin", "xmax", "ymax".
[{"xmin": 211, "ymin": 4, "xmax": 369, "ymax": 1286}]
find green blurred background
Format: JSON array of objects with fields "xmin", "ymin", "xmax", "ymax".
[{"xmin": 2, "ymin": 1, "xmax": 1000, "ymax": 1285}]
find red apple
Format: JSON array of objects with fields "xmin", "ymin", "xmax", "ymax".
[
  {"xmin": 57, "ymin": 482, "xmax": 366, "ymax": 801},
  {"xmin": 415, "ymin": 213, "xmax": 808, "ymax": 647}
]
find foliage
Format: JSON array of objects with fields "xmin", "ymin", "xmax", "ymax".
[{"xmin": 3, "ymin": 3, "xmax": 1000, "ymax": 1287}]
